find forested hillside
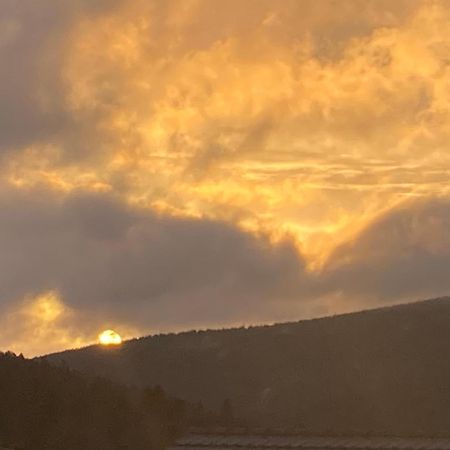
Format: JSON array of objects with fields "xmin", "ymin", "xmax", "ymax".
[
  {"xmin": 0, "ymin": 352, "xmax": 220, "ymax": 450},
  {"xmin": 45, "ymin": 298, "xmax": 450, "ymax": 436}
]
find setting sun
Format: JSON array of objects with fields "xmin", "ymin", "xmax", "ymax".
[{"xmin": 98, "ymin": 329, "xmax": 122, "ymax": 346}]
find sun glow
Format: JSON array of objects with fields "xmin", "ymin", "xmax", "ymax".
[{"xmin": 98, "ymin": 329, "xmax": 122, "ymax": 346}]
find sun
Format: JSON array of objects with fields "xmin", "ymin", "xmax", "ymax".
[{"xmin": 98, "ymin": 329, "xmax": 122, "ymax": 346}]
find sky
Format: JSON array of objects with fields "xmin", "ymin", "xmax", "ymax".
[{"xmin": 1, "ymin": 0, "xmax": 450, "ymax": 356}]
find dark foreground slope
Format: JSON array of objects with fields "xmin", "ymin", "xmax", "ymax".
[
  {"xmin": 0, "ymin": 352, "xmax": 191, "ymax": 450},
  {"xmin": 45, "ymin": 298, "xmax": 450, "ymax": 435}
]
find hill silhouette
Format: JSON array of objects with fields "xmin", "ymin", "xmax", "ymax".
[
  {"xmin": 0, "ymin": 352, "xmax": 225, "ymax": 450},
  {"xmin": 44, "ymin": 298, "xmax": 450, "ymax": 436}
]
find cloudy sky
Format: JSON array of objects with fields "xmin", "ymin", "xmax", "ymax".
[{"xmin": 1, "ymin": 0, "xmax": 450, "ymax": 356}]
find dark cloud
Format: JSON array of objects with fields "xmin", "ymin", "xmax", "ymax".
[
  {"xmin": 322, "ymin": 199, "xmax": 450, "ymax": 303},
  {"xmin": 0, "ymin": 187, "xmax": 306, "ymax": 330},
  {"xmin": 1, "ymin": 185, "xmax": 450, "ymax": 354},
  {"xmin": 0, "ymin": 0, "xmax": 120, "ymax": 153}
]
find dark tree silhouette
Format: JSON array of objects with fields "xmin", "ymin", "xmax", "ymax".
[
  {"xmin": 220, "ymin": 399, "xmax": 234, "ymax": 425},
  {"xmin": 0, "ymin": 352, "xmax": 223, "ymax": 450}
]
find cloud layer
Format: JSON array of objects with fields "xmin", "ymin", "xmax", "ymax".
[
  {"xmin": 1, "ymin": 187, "xmax": 450, "ymax": 356},
  {"xmin": 1, "ymin": 0, "xmax": 450, "ymax": 354},
  {"xmin": 0, "ymin": 187, "xmax": 308, "ymax": 354}
]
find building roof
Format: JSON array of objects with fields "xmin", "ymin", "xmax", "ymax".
[{"xmin": 170, "ymin": 433, "xmax": 450, "ymax": 450}]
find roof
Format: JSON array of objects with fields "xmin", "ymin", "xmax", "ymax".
[{"xmin": 169, "ymin": 433, "xmax": 450, "ymax": 450}]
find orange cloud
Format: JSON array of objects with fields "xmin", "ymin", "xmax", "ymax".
[{"xmin": 0, "ymin": 292, "xmax": 88, "ymax": 356}]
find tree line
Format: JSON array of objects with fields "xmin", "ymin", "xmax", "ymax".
[{"xmin": 0, "ymin": 351, "xmax": 231, "ymax": 450}]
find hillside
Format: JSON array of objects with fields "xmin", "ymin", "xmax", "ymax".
[
  {"xmin": 0, "ymin": 352, "xmax": 229, "ymax": 450},
  {"xmin": 44, "ymin": 298, "xmax": 450, "ymax": 435}
]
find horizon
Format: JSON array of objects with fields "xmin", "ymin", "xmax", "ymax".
[{"xmin": 38, "ymin": 295, "xmax": 450, "ymax": 358}]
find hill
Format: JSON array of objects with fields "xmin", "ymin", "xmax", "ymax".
[
  {"xmin": 0, "ymin": 352, "xmax": 221, "ymax": 450},
  {"xmin": 44, "ymin": 298, "xmax": 450, "ymax": 435}
]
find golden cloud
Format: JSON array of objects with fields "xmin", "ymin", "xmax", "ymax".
[
  {"xmin": 0, "ymin": 291, "xmax": 87, "ymax": 356},
  {"xmin": 4, "ymin": 0, "xmax": 448, "ymax": 266}
]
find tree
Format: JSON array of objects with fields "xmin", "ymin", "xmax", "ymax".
[{"xmin": 220, "ymin": 398, "xmax": 234, "ymax": 425}]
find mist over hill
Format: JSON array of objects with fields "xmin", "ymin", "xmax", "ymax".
[{"xmin": 44, "ymin": 298, "xmax": 450, "ymax": 435}]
